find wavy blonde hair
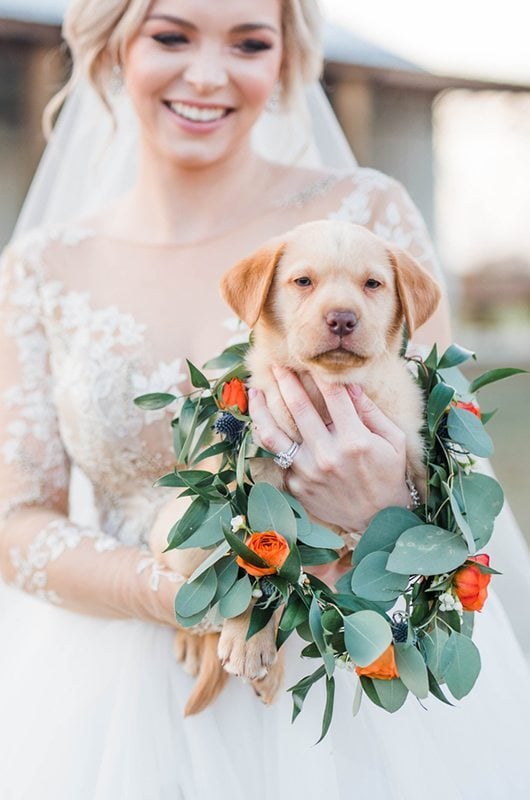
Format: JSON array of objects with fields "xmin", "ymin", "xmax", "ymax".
[{"xmin": 44, "ymin": 0, "xmax": 323, "ymax": 135}]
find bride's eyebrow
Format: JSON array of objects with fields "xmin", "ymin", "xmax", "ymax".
[{"xmin": 146, "ymin": 14, "xmax": 279, "ymax": 34}]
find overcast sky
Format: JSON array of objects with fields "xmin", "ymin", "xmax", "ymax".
[{"xmin": 322, "ymin": 0, "xmax": 530, "ymax": 86}]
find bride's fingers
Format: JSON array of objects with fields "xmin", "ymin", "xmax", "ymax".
[
  {"xmin": 313, "ymin": 376, "xmax": 368, "ymax": 439},
  {"xmin": 347, "ymin": 385, "xmax": 406, "ymax": 453},
  {"xmin": 248, "ymin": 388, "xmax": 294, "ymax": 455},
  {"xmin": 271, "ymin": 366, "xmax": 329, "ymax": 446}
]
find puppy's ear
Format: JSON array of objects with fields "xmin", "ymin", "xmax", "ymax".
[
  {"xmin": 388, "ymin": 247, "xmax": 442, "ymax": 337},
  {"xmin": 220, "ymin": 240, "xmax": 286, "ymax": 328}
]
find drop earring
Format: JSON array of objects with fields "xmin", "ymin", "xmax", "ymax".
[
  {"xmin": 109, "ymin": 64, "xmax": 123, "ymax": 95},
  {"xmin": 265, "ymin": 82, "xmax": 281, "ymax": 113}
]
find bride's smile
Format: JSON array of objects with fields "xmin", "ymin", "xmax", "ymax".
[{"xmin": 124, "ymin": 0, "xmax": 283, "ymax": 167}]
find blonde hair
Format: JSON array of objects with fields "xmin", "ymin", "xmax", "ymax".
[{"xmin": 44, "ymin": 0, "xmax": 323, "ymax": 135}]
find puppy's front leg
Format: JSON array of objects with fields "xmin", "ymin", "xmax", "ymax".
[{"xmin": 218, "ymin": 608, "xmax": 279, "ymax": 680}]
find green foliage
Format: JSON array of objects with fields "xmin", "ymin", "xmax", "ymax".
[{"xmin": 143, "ymin": 338, "xmax": 514, "ymax": 740}]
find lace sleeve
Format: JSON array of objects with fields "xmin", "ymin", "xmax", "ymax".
[{"xmin": 0, "ymin": 241, "xmax": 183, "ymax": 625}]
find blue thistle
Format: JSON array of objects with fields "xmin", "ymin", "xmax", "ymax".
[
  {"xmin": 392, "ymin": 621, "xmax": 409, "ymax": 643},
  {"xmin": 214, "ymin": 412, "xmax": 245, "ymax": 444}
]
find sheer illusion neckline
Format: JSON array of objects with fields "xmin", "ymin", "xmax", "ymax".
[{"xmin": 79, "ymin": 172, "xmax": 349, "ymax": 250}]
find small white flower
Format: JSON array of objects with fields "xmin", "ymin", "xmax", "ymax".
[
  {"xmin": 230, "ymin": 515, "xmax": 246, "ymax": 533},
  {"xmin": 252, "ymin": 589, "xmax": 263, "ymax": 599},
  {"xmin": 298, "ymin": 571, "xmax": 309, "ymax": 587}
]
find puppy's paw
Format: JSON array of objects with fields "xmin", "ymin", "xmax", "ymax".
[
  {"xmin": 218, "ymin": 611, "xmax": 277, "ymax": 680},
  {"xmin": 173, "ymin": 630, "xmax": 202, "ymax": 677},
  {"xmin": 250, "ymin": 650, "xmax": 285, "ymax": 704}
]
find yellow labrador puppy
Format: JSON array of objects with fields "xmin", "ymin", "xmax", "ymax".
[{"xmin": 159, "ymin": 220, "xmax": 441, "ymax": 711}]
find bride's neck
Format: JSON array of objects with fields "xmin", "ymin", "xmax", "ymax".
[{"xmin": 122, "ymin": 137, "xmax": 272, "ymax": 244}]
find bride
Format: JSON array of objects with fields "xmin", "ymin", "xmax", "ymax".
[{"xmin": 1, "ymin": 0, "xmax": 529, "ymax": 797}]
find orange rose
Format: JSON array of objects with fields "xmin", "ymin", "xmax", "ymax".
[
  {"xmin": 236, "ymin": 531, "xmax": 290, "ymax": 577},
  {"xmin": 453, "ymin": 553, "xmax": 491, "ymax": 612},
  {"xmin": 220, "ymin": 378, "xmax": 248, "ymax": 414},
  {"xmin": 355, "ymin": 644, "xmax": 399, "ymax": 681},
  {"xmin": 453, "ymin": 400, "xmax": 481, "ymax": 419}
]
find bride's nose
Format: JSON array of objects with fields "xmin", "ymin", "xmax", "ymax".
[{"xmin": 183, "ymin": 47, "xmax": 228, "ymax": 94}]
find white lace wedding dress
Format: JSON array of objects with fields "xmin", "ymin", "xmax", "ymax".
[{"xmin": 1, "ymin": 169, "xmax": 529, "ymax": 799}]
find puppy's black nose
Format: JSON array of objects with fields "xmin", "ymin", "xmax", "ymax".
[{"xmin": 325, "ymin": 310, "xmax": 358, "ymax": 337}]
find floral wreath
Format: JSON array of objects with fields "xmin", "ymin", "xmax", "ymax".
[{"xmin": 135, "ymin": 341, "xmax": 524, "ymax": 740}]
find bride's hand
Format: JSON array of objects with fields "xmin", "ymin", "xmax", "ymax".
[{"xmin": 248, "ymin": 366, "xmax": 411, "ymax": 534}]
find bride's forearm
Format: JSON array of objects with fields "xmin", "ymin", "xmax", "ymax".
[{"xmin": 0, "ymin": 507, "xmax": 183, "ymax": 627}]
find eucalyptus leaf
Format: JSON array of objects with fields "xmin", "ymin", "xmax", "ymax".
[
  {"xmin": 174, "ymin": 567, "xmax": 217, "ymax": 617},
  {"xmin": 166, "ymin": 497, "xmax": 209, "ymax": 550},
  {"xmin": 352, "ymin": 679, "xmax": 363, "ymax": 716},
  {"xmin": 288, "ymin": 665, "xmax": 327, "ymax": 723},
  {"xmin": 422, "ymin": 626, "xmax": 450, "ymax": 682},
  {"xmin": 387, "ymin": 525, "xmax": 469, "ymax": 576},
  {"xmin": 279, "ymin": 594, "xmax": 308, "ymax": 631},
  {"xmin": 180, "ymin": 503, "xmax": 231, "ymax": 549},
  {"xmin": 359, "ymin": 676, "xmax": 385, "ymax": 709},
  {"xmin": 278, "ymin": 543, "xmax": 302, "ymax": 583},
  {"xmin": 187, "ymin": 540, "xmax": 230, "ymax": 582},
  {"xmin": 438, "ymin": 344, "xmax": 475, "ymax": 369},
  {"xmin": 452, "ymin": 473, "xmax": 504, "ymax": 549},
  {"xmin": 316, "ymin": 677, "xmax": 335, "ymax": 743},
  {"xmin": 351, "ymin": 551, "xmax": 409, "ymax": 601},
  {"xmin": 219, "ymin": 575, "xmax": 252, "ymax": 618},
  {"xmin": 154, "ymin": 469, "xmax": 212, "ymax": 489},
  {"xmin": 443, "ymin": 482, "xmax": 476, "ymax": 555},
  {"xmin": 353, "ymin": 507, "xmax": 423, "ymax": 566},
  {"xmin": 246, "ymin": 604, "xmax": 276, "ymax": 640},
  {"xmin": 309, "ymin": 596, "xmax": 327, "ymax": 657},
  {"xmin": 298, "ymin": 545, "xmax": 340, "ymax": 565},
  {"xmin": 204, "ymin": 342, "xmax": 249, "ymax": 371},
  {"xmin": 372, "ymin": 678, "xmax": 408, "ymax": 713},
  {"xmin": 469, "ymin": 367, "xmax": 527, "ymax": 394},
  {"xmin": 394, "ymin": 643, "xmax": 429, "ymax": 698},
  {"xmin": 174, "ymin": 606, "xmax": 208, "ymax": 629},
  {"xmin": 427, "ymin": 382, "xmax": 455, "ymax": 437},
  {"xmin": 343, "ymin": 610, "xmax": 392, "ymax": 667},
  {"xmin": 447, "ymin": 407, "xmax": 493, "ymax": 458},
  {"xmin": 134, "ymin": 392, "xmax": 176, "ymax": 410},
  {"xmin": 441, "ymin": 632, "xmax": 481, "ymax": 699},
  {"xmin": 248, "ymin": 483, "xmax": 297, "ymax": 544},
  {"xmin": 213, "ymin": 558, "xmax": 239, "ymax": 602},
  {"xmin": 297, "ymin": 523, "xmax": 344, "ymax": 549}
]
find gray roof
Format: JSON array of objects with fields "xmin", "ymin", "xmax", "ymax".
[
  {"xmin": 323, "ymin": 23, "xmax": 425, "ymax": 74},
  {"xmin": 0, "ymin": 0, "xmax": 69, "ymax": 24}
]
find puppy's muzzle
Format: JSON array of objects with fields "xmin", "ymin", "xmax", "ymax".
[{"xmin": 325, "ymin": 309, "xmax": 358, "ymax": 338}]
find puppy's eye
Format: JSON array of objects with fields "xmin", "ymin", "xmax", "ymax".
[
  {"xmin": 294, "ymin": 277, "xmax": 312, "ymax": 287},
  {"xmin": 365, "ymin": 279, "xmax": 382, "ymax": 289}
]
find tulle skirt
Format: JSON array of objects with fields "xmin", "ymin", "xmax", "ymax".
[{"xmin": 1, "ymin": 577, "xmax": 529, "ymax": 800}]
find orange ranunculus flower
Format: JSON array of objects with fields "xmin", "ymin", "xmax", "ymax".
[
  {"xmin": 453, "ymin": 400, "xmax": 481, "ymax": 419},
  {"xmin": 220, "ymin": 378, "xmax": 248, "ymax": 414},
  {"xmin": 355, "ymin": 644, "xmax": 399, "ymax": 681},
  {"xmin": 236, "ymin": 531, "xmax": 290, "ymax": 577},
  {"xmin": 453, "ymin": 553, "xmax": 491, "ymax": 612}
]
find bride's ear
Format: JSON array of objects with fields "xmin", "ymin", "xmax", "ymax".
[{"xmin": 220, "ymin": 240, "xmax": 286, "ymax": 328}]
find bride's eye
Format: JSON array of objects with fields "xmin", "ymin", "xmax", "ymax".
[
  {"xmin": 236, "ymin": 39, "xmax": 273, "ymax": 54},
  {"xmin": 152, "ymin": 33, "xmax": 188, "ymax": 47}
]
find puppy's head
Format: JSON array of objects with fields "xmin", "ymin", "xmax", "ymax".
[{"xmin": 220, "ymin": 221, "xmax": 441, "ymax": 377}]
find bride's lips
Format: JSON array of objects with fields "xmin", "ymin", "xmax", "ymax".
[{"xmin": 162, "ymin": 99, "xmax": 235, "ymax": 134}]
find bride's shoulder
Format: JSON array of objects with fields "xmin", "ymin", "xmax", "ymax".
[
  {"xmin": 276, "ymin": 164, "xmax": 408, "ymax": 219},
  {"xmin": 2, "ymin": 218, "xmax": 100, "ymax": 267}
]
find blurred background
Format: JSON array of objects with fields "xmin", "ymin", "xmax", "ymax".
[{"xmin": 0, "ymin": 0, "xmax": 529, "ymax": 541}]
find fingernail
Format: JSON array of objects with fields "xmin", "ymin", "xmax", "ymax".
[{"xmin": 248, "ymin": 388, "xmax": 257, "ymax": 400}]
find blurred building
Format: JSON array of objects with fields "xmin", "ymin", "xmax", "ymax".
[{"xmin": 1, "ymin": 2, "xmax": 529, "ymax": 261}]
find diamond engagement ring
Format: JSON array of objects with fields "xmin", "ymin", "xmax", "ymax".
[{"xmin": 273, "ymin": 441, "xmax": 299, "ymax": 470}]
